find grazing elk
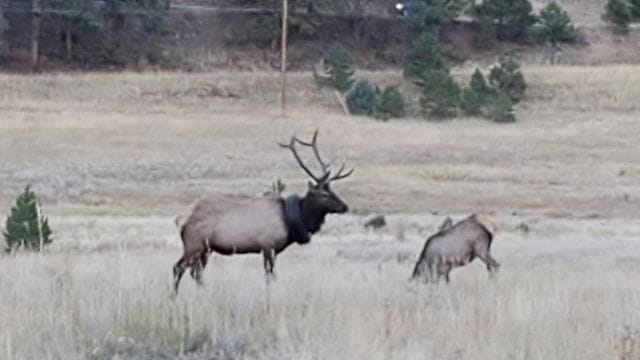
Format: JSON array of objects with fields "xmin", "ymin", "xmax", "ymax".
[
  {"xmin": 411, "ymin": 214, "xmax": 500, "ymax": 283},
  {"xmin": 172, "ymin": 130, "xmax": 354, "ymax": 295}
]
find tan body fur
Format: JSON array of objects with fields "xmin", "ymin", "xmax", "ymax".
[
  {"xmin": 180, "ymin": 195, "xmax": 289, "ymax": 256},
  {"xmin": 412, "ymin": 214, "xmax": 499, "ymax": 283}
]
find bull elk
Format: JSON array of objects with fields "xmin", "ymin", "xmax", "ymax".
[
  {"xmin": 411, "ymin": 214, "xmax": 500, "ymax": 283},
  {"xmin": 172, "ymin": 130, "xmax": 354, "ymax": 294}
]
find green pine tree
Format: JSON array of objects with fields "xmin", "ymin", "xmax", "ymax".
[
  {"xmin": 461, "ymin": 68, "xmax": 496, "ymax": 116},
  {"xmin": 473, "ymin": 0, "xmax": 537, "ymax": 41},
  {"xmin": 54, "ymin": 0, "xmax": 102, "ymax": 61},
  {"xmin": 460, "ymin": 87, "xmax": 483, "ymax": 116},
  {"xmin": 0, "ymin": 3, "xmax": 9, "ymax": 57},
  {"xmin": 603, "ymin": 0, "xmax": 632, "ymax": 33},
  {"xmin": 4, "ymin": 186, "xmax": 53, "ymax": 253},
  {"xmin": 313, "ymin": 44, "xmax": 356, "ymax": 94},
  {"xmin": 469, "ymin": 68, "xmax": 495, "ymax": 99},
  {"xmin": 403, "ymin": 31, "xmax": 448, "ymax": 83},
  {"xmin": 413, "ymin": 0, "xmax": 469, "ymax": 28},
  {"xmin": 489, "ymin": 56, "xmax": 527, "ymax": 103},
  {"xmin": 419, "ymin": 69, "xmax": 461, "ymax": 119},
  {"xmin": 630, "ymin": 0, "xmax": 640, "ymax": 19},
  {"xmin": 537, "ymin": 2, "xmax": 577, "ymax": 43},
  {"xmin": 346, "ymin": 80, "xmax": 377, "ymax": 116},
  {"xmin": 374, "ymin": 86, "xmax": 406, "ymax": 120},
  {"xmin": 533, "ymin": 2, "xmax": 576, "ymax": 63}
]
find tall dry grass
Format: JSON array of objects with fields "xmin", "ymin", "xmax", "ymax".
[
  {"xmin": 1, "ymin": 214, "xmax": 640, "ymax": 360},
  {"xmin": 1, "ymin": 247, "xmax": 639, "ymax": 360}
]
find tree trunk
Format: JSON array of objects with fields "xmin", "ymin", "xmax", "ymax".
[
  {"xmin": 65, "ymin": 19, "xmax": 72, "ymax": 62},
  {"xmin": 31, "ymin": 0, "xmax": 42, "ymax": 71}
]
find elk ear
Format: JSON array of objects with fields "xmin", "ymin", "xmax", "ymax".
[{"xmin": 308, "ymin": 180, "xmax": 316, "ymax": 189}]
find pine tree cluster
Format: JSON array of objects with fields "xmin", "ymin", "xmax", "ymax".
[{"xmin": 314, "ymin": 43, "xmax": 406, "ymax": 121}]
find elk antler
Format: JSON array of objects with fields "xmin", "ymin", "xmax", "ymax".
[
  {"xmin": 279, "ymin": 130, "xmax": 354, "ymax": 184},
  {"xmin": 279, "ymin": 133, "xmax": 330, "ymax": 184},
  {"xmin": 292, "ymin": 129, "xmax": 330, "ymax": 174},
  {"xmin": 328, "ymin": 162, "xmax": 355, "ymax": 182}
]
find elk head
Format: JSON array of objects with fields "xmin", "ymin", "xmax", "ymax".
[{"xmin": 279, "ymin": 130, "xmax": 354, "ymax": 231}]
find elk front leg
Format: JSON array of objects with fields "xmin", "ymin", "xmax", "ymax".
[
  {"xmin": 437, "ymin": 262, "xmax": 452, "ymax": 284},
  {"xmin": 477, "ymin": 252, "xmax": 500, "ymax": 276},
  {"xmin": 262, "ymin": 248, "xmax": 276, "ymax": 279}
]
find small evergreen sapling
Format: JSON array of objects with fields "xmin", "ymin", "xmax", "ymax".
[{"xmin": 4, "ymin": 186, "xmax": 53, "ymax": 253}]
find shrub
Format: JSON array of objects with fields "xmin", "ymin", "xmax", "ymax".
[
  {"xmin": 313, "ymin": 44, "xmax": 356, "ymax": 94},
  {"xmin": 346, "ymin": 80, "xmax": 377, "ymax": 116},
  {"xmin": 264, "ymin": 178, "xmax": 286, "ymax": 197},
  {"xmin": 485, "ymin": 92, "xmax": 516, "ymax": 123},
  {"xmin": 473, "ymin": 0, "xmax": 537, "ymax": 42},
  {"xmin": 403, "ymin": 31, "xmax": 448, "ymax": 83},
  {"xmin": 603, "ymin": 0, "xmax": 632, "ymax": 33},
  {"xmin": 375, "ymin": 86, "xmax": 406, "ymax": 120},
  {"xmin": 488, "ymin": 56, "xmax": 527, "ymax": 103},
  {"xmin": 4, "ymin": 186, "xmax": 53, "ymax": 253},
  {"xmin": 419, "ymin": 69, "xmax": 460, "ymax": 119}
]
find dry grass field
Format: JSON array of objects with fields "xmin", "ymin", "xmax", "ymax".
[{"xmin": 0, "ymin": 65, "xmax": 640, "ymax": 359}]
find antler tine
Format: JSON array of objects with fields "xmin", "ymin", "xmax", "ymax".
[
  {"xmin": 329, "ymin": 162, "xmax": 355, "ymax": 181},
  {"xmin": 293, "ymin": 129, "xmax": 330, "ymax": 174},
  {"xmin": 279, "ymin": 134, "xmax": 322, "ymax": 183}
]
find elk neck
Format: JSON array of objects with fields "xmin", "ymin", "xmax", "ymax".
[
  {"xmin": 282, "ymin": 195, "xmax": 311, "ymax": 245},
  {"xmin": 299, "ymin": 194, "xmax": 327, "ymax": 235}
]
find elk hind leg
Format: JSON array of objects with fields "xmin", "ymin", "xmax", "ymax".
[
  {"xmin": 262, "ymin": 248, "xmax": 276, "ymax": 280},
  {"xmin": 173, "ymin": 256, "xmax": 188, "ymax": 295},
  {"xmin": 190, "ymin": 252, "xmax": 209, "ymax": 287}
]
